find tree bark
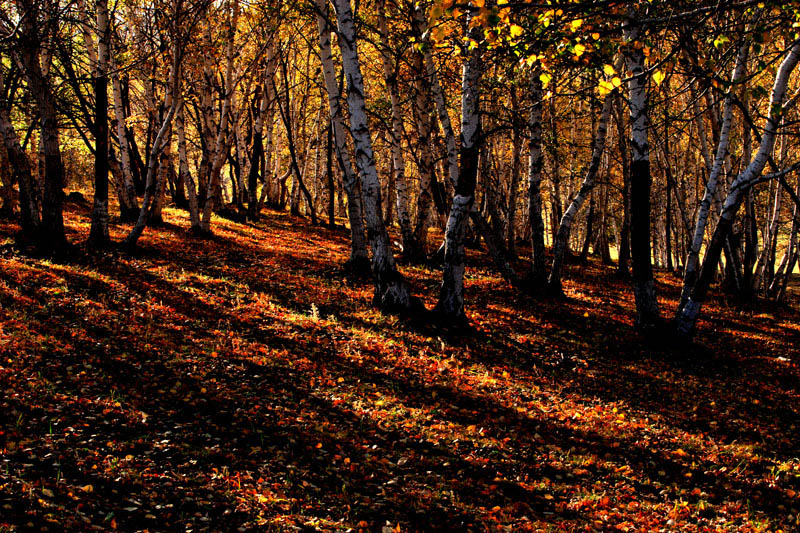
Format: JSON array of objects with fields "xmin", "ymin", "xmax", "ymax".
[
  {"xmin": 314, "ymin": 0, "xmax": 369, "ymax": 268},
  {"xmin": 376, "ymin": 0, "xmax": 417, "ymax": 259},
  {"xmin": 89, "ymin": 0, "xmax": 111, "ymax": 247},
  {"xmin": 675, "ymin": 42, "xmax": 800, "ymax": 336},
  {"xmin": 547, "ymin": 90, "xmax": 614, "ymax": 293},
  {"xmin": 110, "ymin": 58, "xmax": 138, "ymax": 219},
  {"xmin": 332, "ymin": 0, "xmax": 416, "ymax": 310},
  {"xmin": 527, "ymin": 67, "xmax": 546, "ymax": 284},
  {"xmin": 624, "ymin": 12, "xmax": 660, "ymax": 328},
  {"xmin": 679, "ymin": 40, "xmax": 748, "ymax": 310},
  {"xmin": 435, "ymin": 4, "xmax": 484, "ymax": 325},
  {"xmin": 0, "ymin": 67, "xmax": 39, "ymax": 235},
  {"xmin": 15, "ymin": 7, "xmax": 67, "ymax": 253},
  {"xmin": 506, "ymin": 83, "xmax": 522, "ymax": 258},
  {"xmin": 176, "ymin": 97, "xmax": 200, "ymax": 231},
  {"xmin": 200, "ymin": 1, "xmax": 238, "ymax": 233}
]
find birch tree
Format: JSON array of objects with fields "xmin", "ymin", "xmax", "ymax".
[
  {"xmin": 434, "ymin": 3, "xmax": 484, "ymax": 324},
  {"xmin": 88, "ymin": 0, "xmax": 111, "ymax": 247},
  {"xmin": 13, "ymin": 0, "xmax": 67, "ymax": 253},
  {"xmin": 676, "ymin": 41, "xmax": 800, "ymax": 336},
  {"xmin": 546, "ymin": 86, "xmax": 615, "ymax": 294},
  {"xmin": 331, "ymin": 0, "xmax": 417, "ymax": 310},
  {"xmin": 312, "ymin": 0, "xmax": 369, "ymax": 269},
  {"xmin": 527, "ymin": 67, "xmax": 546, "ymax": 284},
  {"xmin": 0, "ymin": 65, "xmax": 39, "ymax": 237},
  {"xmin": 376, "ymin": 0, "xmax": 417, "ymax": 259},
  {"xmin": 624, "ymin": 8, "xmax": 660, "ymax": 329},
  {"xmin": 678, "ymin": 39, "xmax": 749, "ymax": 311}
]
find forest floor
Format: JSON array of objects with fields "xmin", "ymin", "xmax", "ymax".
[{"xmin": 1, "ymin": 198, "xmax": 799, "ymax": 532}]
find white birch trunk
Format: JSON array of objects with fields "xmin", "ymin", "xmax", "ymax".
[
  {"xmin": 0, "ymin": 67, "xmax": 39, "ymax": 234},
  {"xmin": 679, "ymin": 41, "xmax": 749, "ymax": 309},
  {"xmin": 331, "ymin": 0, "xmax": 416, "ymax": 309},
  {"xmin": 111, "ymin": 57, "xmax": 138, "ymax": 218},
  {"xmin": 413, "ymin": 6, "xmax": 459, "ymax": 188},
  {"xmin": 200, "ymin": 0, "xmax": 238, "ymax": 233},
  {"xmin": 411, "ymin": 56, "xmax": 437, "ymax": 258},
  {"xmin": 314, "ymin": 0, "xmax": 369, "ymax": 268},
  {"xmin": 434, "ymin": 3, "xmax": 484, "ymax": 323},
  {"xmin": 624, "ymin": 12, "xmax": 660, "ymax": 327},
  {"xmin": 89, "ymin": 0, "xmax": 112, "ymax": 245},
  {"xmin": 376, "ymin": 0, "xmax": 416, "ymax": 257},
  {"xmin": 527, "ymin": 66, "xmax": 546, "ymax": 283},
  {"xmin": 122, "ymin": 22, "xmax": 182, "ymax": 248},
  {"xmin": 547, "ymin": 88, "xmax": 615, "ymax": 292},
  {"xmin": 177, "ymin": 97, "xmax": 200, "ymax": 231},
  {"xmin": 676, "ymin": 42, "xmax": 800, "ymax": 336}
]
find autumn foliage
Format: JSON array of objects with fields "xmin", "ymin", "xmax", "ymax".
[{"xmin": 1, "ymin": 202, "xmax": 799, "ymax": 531}]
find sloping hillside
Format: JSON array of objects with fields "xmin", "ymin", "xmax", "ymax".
[{"xmin": 1, "ymin": 203, "xmax": 799, "ymax": 531}]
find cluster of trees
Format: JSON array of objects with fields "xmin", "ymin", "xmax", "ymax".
[{"xmin": 0, "ymin": 0, "xmax": 799, "ymax": 337}]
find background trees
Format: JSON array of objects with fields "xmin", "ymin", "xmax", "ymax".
[{"xmin": 0, "ymin": 0, "xmax": 799, "ymax": 336}]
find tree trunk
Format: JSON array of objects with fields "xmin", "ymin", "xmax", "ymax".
[
  {"xmin": 0, "ymin": 67, "xmax": 40, "ymax": 236},
  {"xmin": 332, "ymin": 0, "xmax": 416, "ymax": 310},
  {"xmin": 676, "ymin": 42, "xmax": 800, "ymax": 336},
  {"xmin": 410, "ymin": 56, "xmax": 438, "ymax": 261},
  {"xmin": 89, "ymin": 0, "xmax": 111, "ymax": 247},
  {"xmin": 111, "ymin": 59, "xmax": 138, "ymax": 219},
  {"xmin": 506, "ymin": 83, "xmax": 522, "ymax": 258},
  {"xmin": 16, "ymin": 13, "xmax": 67, "ymax": 253},
  {"xmin": 200, "ymin": 2, "xmax": 238, "ymax": 233},
  {"xmin": 376, "ymin": 0, "xmax": 417, "ymax": 259},
  {"xmin": 547, "ymin": 90, "xmax": 614, "ymax": 293},
  {"xmin": 315, "ymin": 0, "xmax": 369, "ymax": 269},
  {"xmin": 527, "ymin": 67, "xmax": 546, "ymax": 284},
  {"xmin": 679, "ymin": 41, "xmax": 748, "ymax": 310},
  {"xmin": 615, "ymin": 96, "xmax": 631, "ymax": 277},
  {"xmin": 435, "ymin": 5, "xmax": 483, "ymax": 325},
  {"xmin": 122, "ymin": 35, "xmax": 182, "ymax": 248},
  {"xmin": 625, "ymin": 13, "xmax": 660, "ymax": 328},
  {"xmin": 247, "ymin": 83, "xmax": 267, "ymax": 221},
  {"xmin": 176, "ymin": 98, "xmax": 200, "ymax": 231},
  {"xmin": 548, "ymin": 88, "xmax": 563, "ymax": 245}
]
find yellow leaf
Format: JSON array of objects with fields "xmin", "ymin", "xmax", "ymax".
[
  {"xmin": 597, "ymin": 80, "xmax": 613, "ymax": 96},
  {"xmin": 573, "ymin": 43, "xmax": 586, "ymax": 57},
  {"xmin": 509, "ymin": 24, "xmax": 523, "ymax": 38},
  {"xmin": 591, "ymin": 32, "xmax": 600, "ymax": 40},
  {"xmin": 539, "ymin": 72, "xmax": 552, "ymax": 87},
  {"xmin": 570, "ymin": 19, "xmax": 583, "ymax": 32},
  {"xmin": 653, "ymin": 70, "xmax": 665, "ymax": 86},
  {"xmin": 611, "ymin": 76, "xmax": 622, "ymax": 88},
  {"xmin": 603, "ymin": 64, "xmax": 615, "ymax": 76}
]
